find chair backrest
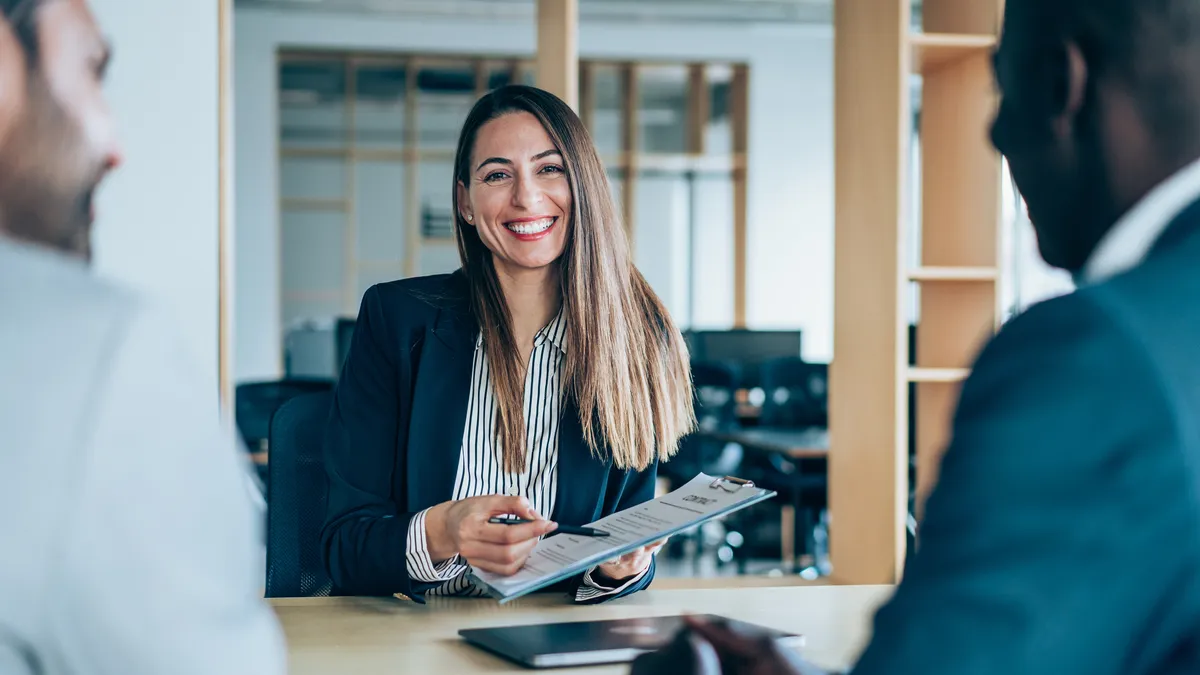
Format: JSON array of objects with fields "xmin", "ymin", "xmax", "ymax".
[
  {"xmin": 759, "ymin": 357, "xmax": 828, "ymax": 428},
  {"xmin": 663, "ymin": 360, "xmax": 744, "ymax": 485},
  {"xmin": 266, "ymin": 391, "xmax": 334, "ymax": 598},
  {"xmin": 690, "ymin": 360, "xmax": 741, "ymax": 433},
  {"xmin": 235, "ymin": 378, "xmax": 334, "ymax": 452}
]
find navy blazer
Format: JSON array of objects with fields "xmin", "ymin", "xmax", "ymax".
[
  {"xmin": 852, "ymin": 202, "xmax": 1200, "ymax": 674},
  {"xmin": 320, "ymin": 270, "xmax": 657, "ymax": 603}
]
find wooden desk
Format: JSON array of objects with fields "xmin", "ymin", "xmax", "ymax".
[{"xmin": 272, "ymin": 584, "xmax": 892, "ymax": 674}]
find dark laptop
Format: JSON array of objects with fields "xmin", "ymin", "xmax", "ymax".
[{"xmin": 459, "ymin": 614, "xmax": 804, "ymax": 669}]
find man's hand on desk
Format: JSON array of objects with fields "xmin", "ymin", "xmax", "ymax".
[
  {"xmin": 594, "ymin": 539, "xmax": 667, "ymax": 584},
  {"xmin": 425, "ymin": 495, "xmax": 557, "ymax": 575},
  {"xmin": 630, "ymin": 616, "xmax": 832, "ymax": 675}
]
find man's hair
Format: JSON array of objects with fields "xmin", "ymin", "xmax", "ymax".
[
  {"xmin": 1024, "ymin": 0, "xmax": 1200, "ymax": 149},
  {"xmin": 0, "ymin": 0, "xmax": 42, "ymax": 63}
]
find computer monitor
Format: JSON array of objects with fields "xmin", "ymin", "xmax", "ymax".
[{"xmin": 688, "ymin": 329, "xmax": 803, "ymax": 387}]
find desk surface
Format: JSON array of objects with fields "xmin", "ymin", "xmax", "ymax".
[
  {"xmin": 704, "ymin": 427, "xmax": 830, "ymax": 458},
  {"xmin": 272, "ymin": 584, "xmax": 892, "ymax": 674}
]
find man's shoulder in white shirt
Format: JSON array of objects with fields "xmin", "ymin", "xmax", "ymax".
[
  {"xmin": 1084, "ymin": 156, "xmax": 1200, "ymax": 284},
  {"xmin": 0, "ymin": 237, "xmax": 285, "ymax": 675}
]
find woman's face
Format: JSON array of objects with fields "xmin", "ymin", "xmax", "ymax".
[{"xmin": 458, "ymin": 111, "xmax": 572, "ymax": 274}]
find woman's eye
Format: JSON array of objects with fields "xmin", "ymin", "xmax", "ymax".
[
  {"xmin": 541, "ymin": 165, "xmax": 564, "ymax": 175},
  {"xmin": 484, "ymin": 172, "xmax": 509, "ymax": 183}
]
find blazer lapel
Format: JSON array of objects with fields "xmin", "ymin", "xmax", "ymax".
[
  {"xmin": 405, "ymin": 308, "xmax": 477, "ymax": 512},
  {"xmin": 553, "ymin": 396, "xmax": 612, "ymax": 526}
]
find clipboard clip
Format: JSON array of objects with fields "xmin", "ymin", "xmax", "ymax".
[{"xmin": 709, "ymin": 475, "xmax": 755, "ymax": 493}]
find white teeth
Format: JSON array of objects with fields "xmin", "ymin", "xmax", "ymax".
[{"xmin": 505, "ymin": 217, "xmax": 555, "ymax": 235}]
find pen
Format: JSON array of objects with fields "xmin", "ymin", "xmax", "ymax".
[{"xmin": 488, "ymin": 516, "xmax": 610, "ymax": 538}]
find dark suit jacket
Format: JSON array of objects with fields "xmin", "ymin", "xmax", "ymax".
[
  {"xmin": 320, "ymin": 270, "xmax": 657, "ymax": 603},
  {"xmin": 853, "ymin": 201, "xmax": 1200, "ymax": 673}
]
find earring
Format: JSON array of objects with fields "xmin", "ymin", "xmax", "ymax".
[{"xmin": 466, "ymin": 214, "xmax": 473, "ymax": 222}]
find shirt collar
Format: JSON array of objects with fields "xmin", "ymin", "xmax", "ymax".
[
  {"xmin": 476, "ymin": 307, "xmax": 567, "ymax": 354},
  {"xmin": 534, "ymin": 307, "xmax": 568, "ymax": 354},
  {"xmin": 1083, "ymin": 155, "xmax": 1200, "ymax": 284}
]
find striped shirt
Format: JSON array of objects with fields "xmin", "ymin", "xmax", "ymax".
[{"xmin": 405, "ymin": 308, "xmax": 647, "ymax": 601}]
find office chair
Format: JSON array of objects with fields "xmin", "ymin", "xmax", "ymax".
[
  {"xmin": 235, "ymin": 378, "xmax": 334, "ymax": 489},
  {"xmin": 662, "ymin": 360, "xmax": 746, "ymax": 572},
  {"xmin": 747, "ymin": 357, "xmax": 830, "ymax": 575},
  {"xmin": 266, "ymin": 391, "xmax": 334, "ymax": 598}
]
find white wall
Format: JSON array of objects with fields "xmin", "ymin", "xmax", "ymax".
[
  {"xmin": 234, "ymin": 8, "xmax": 834, "ymax": 382},
  {"xmin": 91, "ymin": 0, "xmax": 221, "ymax": 392}
]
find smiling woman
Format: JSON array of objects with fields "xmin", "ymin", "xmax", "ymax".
[{"xmin": 321, "ymin": 84, "xmax": 696, "ymax": 604}]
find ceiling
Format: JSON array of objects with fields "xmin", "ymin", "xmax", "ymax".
[{"xmin": 235, "ymin": 0, "xmax": 838, "ymax": 25}]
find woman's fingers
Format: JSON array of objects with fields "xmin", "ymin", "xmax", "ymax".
[
  {"xmin": 479, "ymin": 495, "xmax": 542, "ymax": 521},
  {"xmin": 462, "ymin": 537, "xmax": 540, "ymax": 575},
  {"xmin": 611, "ymin": 540, "xmax": 665, "ymax": 565},
  {"xmin": 474, "ymin": 519, "xmax": 556, "ymax": 545}
]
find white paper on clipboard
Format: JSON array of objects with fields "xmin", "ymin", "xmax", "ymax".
[{"xmin": 469, "ymin": 473, "xmax": 776, "ymax": 602}]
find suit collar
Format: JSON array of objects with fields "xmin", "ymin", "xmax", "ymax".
[
  {"xmin": 407, "ymin": 272, "xmax": 606, "ymax": 520},
  {"xmin": 406, "ymin": 284, "xmax": 477, "ymax": 511}
]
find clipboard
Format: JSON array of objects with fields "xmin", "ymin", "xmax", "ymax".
[{"xmin": 468, "ymin": 473, "xmax": 777, "ymax": 603}]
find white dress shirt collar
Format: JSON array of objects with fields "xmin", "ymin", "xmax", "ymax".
[{"xmin": 1083, "ymin": 155, "xmax": 1200, "ymax": 283}]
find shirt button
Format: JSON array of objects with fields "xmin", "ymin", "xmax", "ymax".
[{"xmin": 507, "ymin": 486, "xmax": 519, "ymax": 497}]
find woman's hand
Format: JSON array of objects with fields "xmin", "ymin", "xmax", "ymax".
[
  {"xmin": 425, "ymin": 495, "xmax": 557, "ymax": 576},
  {"xmin": 593, "ymin": 538, "xmax": 667, "ymax": 584}
]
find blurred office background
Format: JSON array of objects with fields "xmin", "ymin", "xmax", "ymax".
[{"xmin": 87, "ymin": 0, "xmax": 1075, "ymax": 588}]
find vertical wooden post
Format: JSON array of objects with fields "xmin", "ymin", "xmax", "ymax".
[
  {"xmin": 579, "ymin": 61, "xmax": 595, "ymax": 133},
  {"xmin": 343, "ymin": 59, "xmax": 358, "ymax": 315},
  {"xmin": 730, "ymin": 65, "xmax": 749, "ymax": 329},
  {"xmin": 686, "ymin": 64, "xmax": 708, "ymax": 155},
  {"xmin": 829, "ymin": 0, "xmax": 910, "ymax": 585},
  {"xmin": 536, "ymin": 0, "xmax": 579, "ymax": 110},
  {"xmin": 217, "ymin": 0, "xmax": 233, "ymax": 409},
  {"xmin": 403, "ymin": 59, "xmax": 420, "ymax": 278},
  {"xmin": 621, "ymin": 63, "xmax": 639, "ymax": 248}
]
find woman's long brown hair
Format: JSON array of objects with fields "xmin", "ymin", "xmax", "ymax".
[{"xmin": 452, "ymin": 85, "xmax": 695, "ymax": 473}]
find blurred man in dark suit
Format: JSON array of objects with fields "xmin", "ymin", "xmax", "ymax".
[{"xmin": 636, "ymin": 0, "xmax": 1200, "ymax": 672}]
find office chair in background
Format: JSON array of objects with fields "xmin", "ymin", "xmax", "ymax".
[
  {"xmin": 744, "ymin": 357, "xmax": 830, "ymax": 576},
  {"xmin": 265, "ymin": 391, "xmax": 335, "ymax": 598},
  {"xmin": 235, "ymin": 378, "xmax": 334, "ymax": 490},
  {"xmin": 661, "ymin": 360, "xmax": 748, "ymax": 573}
]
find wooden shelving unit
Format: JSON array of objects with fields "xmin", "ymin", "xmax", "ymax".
[
  {"xmin": 907, "ymin": 266, "xmax": 997, "ymax": 282},
  {"xmin": 911, "ymin": 0, "xmax": 1004, "ymax": 519},
  {"xmin": 831, "ymin": 0, "xmax": 1004, "ymax": 584},
  {"xmin": 907, "ymin": 367, "xmax": 971, "ymax": 383},
  {"xmin": 910, "ymin": 33, "xmax": 997, "ymax": 75}
]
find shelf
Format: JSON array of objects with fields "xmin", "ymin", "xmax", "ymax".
[
  {"xmin": 910, "ymin": 33, "xmax": 997, "ymax": 75},
  {"xmin": 907, "ymin": 266, "xmax": 997, "ymax": 282},
  {"xmin": 907, "ymin": 367, "xmax": 970, "ymax": 383}
]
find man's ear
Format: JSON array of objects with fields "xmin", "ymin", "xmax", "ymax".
[
  {"xmin": 1052, "ymin": 40, "xmax": 1089, "ymax": 138},
  {"xmin": 456, "ymin": 181, "xmax": 474, "ymax": 225}
]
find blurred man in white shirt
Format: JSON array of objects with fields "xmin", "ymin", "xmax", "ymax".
[{"xmin": 0, "ymin": 1, "xmax": 286, "ymax": 673}]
